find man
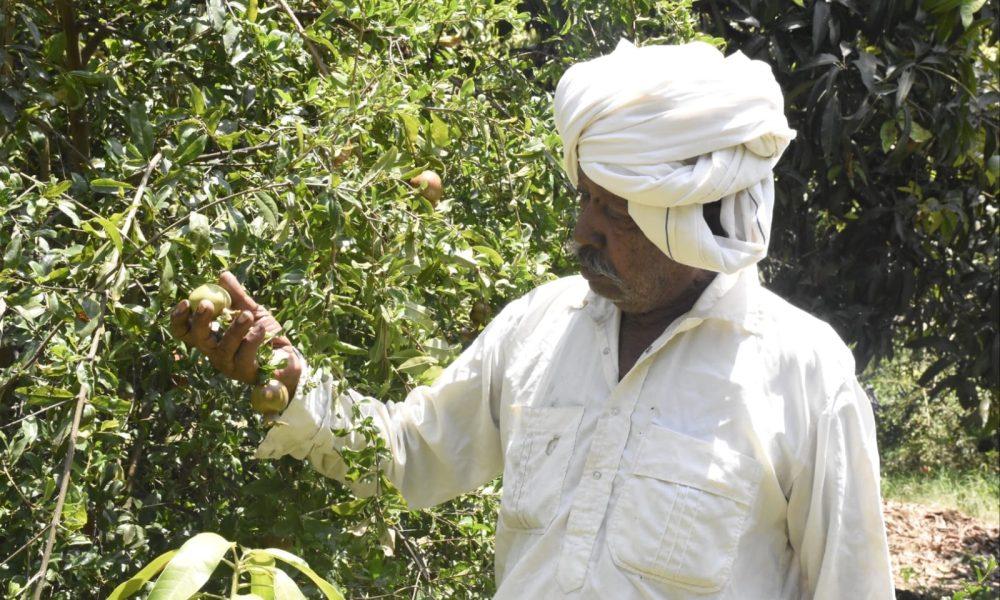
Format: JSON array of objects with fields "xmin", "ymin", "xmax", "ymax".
[{"xmin": 171, "ymin": 41, "xmax": 894, "ymax": 598}]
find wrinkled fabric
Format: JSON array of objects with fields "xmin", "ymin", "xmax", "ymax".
[
  {"xmin": 257, "ymin": 269, "xmax": 894, "ymax": 599},
  {"xmin": 554, "ymin": 40, "xmax": 796, "ymax": 273}
]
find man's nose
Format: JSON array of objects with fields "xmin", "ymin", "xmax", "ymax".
[{"xmin": 572, "ymin": 199, "xmax": 605, "ymax": 250}]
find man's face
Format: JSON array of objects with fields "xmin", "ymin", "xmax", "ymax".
[{"xmin": 571, "ymin": 170, "xmax": 709, "ymax": 315}]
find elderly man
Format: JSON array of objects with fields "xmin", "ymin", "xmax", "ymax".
[{"xmin": 171, "ymin": 41, "xmax": 894, "ymax": 598}]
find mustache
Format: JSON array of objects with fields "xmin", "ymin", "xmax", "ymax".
[{"xmin": 566, "ymin": 240, "xmax": 624, "ymax": 287}]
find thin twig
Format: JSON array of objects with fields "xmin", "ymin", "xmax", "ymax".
[
  {"xmin": 0, "ymin": 319, "xmax": 63, "ymax": 401},
  {"xmin": 1, "ymin": 399, "xmax": 73, "ymax": 430},
  {"xmin": 276, "ymin": 0, "xmax": 330, "ymax": 76},
  {"xmin": 190, "ymin": 141, "xmax": 279, "ymax": 162},
  {"xmin": 30, "ymin": 316, "xmax": 105, "ymax": 600},
  {"xmin": 2, "ymin": 458, "xmax": 36, "ymax": 509},
  {"xmin": 140, "ymin": 181, "xmax": 293, "ymax": 251},
  {"xmin": 0, "ymin": 523, "xmax": 51, "ymax": 568},
  {"xmin": 121, "ymin": 152, "xmax": 162, "ymax": 236}
]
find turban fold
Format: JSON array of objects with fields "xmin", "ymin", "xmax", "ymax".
[{"xmin": 554, "ymin": 40, "xmax": 796, "ymax": 274}]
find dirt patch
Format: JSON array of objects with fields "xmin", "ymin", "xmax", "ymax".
[{"xmin": 886, "ymin": 500, "xmax": 999, "ymax": 598}]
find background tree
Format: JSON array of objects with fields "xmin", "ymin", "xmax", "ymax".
[
  {"xmin": 0, "ymin": 0, "xmax": 704, "ymax": 597},
  {"xmin": 691, "ymin": 0, "xmax": 998, "ymax": 447}
]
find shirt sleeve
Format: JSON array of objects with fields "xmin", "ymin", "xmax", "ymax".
[
  {"xmin": 785, "ymin": 377, "xmax": 895, "ymax": 600},
  {"xmin": 255, "ymin": 299, "xmax": 522, "ymax": 509}
]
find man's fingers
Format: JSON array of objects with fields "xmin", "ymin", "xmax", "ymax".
[
  {"xmin": 190, "ymin": 299, "xmax": 221, "ymax": 348},
  {"xmin": 169, "ymin": 300, "xmax": 192, "ymax": 340},
  {"xmin": 215, "ymin": 310, "xmax": 255, "ymax": 368},
  {"xmin": 233, "ymin": 325, "xmax": 267, "ymax": 383},
  {"xmin": 219, "ymin": 271, "xmax": 258, "ymax": 313}
]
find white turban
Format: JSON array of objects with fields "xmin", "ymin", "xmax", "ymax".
[{"xmin": 554, "ymin": 40, "xmax": 796, "ymax": 274}]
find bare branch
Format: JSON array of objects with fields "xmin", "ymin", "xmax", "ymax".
[{"xmin": 276, "ymin": 0, "xmax": 330, "ymax": 77}]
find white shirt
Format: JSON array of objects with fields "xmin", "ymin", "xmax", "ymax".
[{"xmin": 257, "ymin": 266, "xmax": 895, "ymax": 599}]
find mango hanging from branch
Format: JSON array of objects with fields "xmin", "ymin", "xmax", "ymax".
[{"xmin": 409, "ymin": 170, "xmax": 443, "ymax": 205}]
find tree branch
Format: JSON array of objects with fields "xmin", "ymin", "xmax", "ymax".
[
  {"xmin": 55, "ymin": 0, "xmax": 90, "ymax": 167},
  {"xmin": 30, "ymin": 316, "xmax": 105, "ymax": 600},
  {"xmin": 276, "ymin": 0, "xmax": 330, "ymax": 77}
]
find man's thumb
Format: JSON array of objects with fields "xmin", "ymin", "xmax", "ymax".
[{"xmin": 219, "ymin": 271, "xmax": 258, "ymax": 311}]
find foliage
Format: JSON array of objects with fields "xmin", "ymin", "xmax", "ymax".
[
  {"xmin": 106, "ymin": 532, "xmax": 345, "ymax": 600},
  {"xmin": 882, "ymin": 468, "xmax": 999, "ymax": 526},
  {"xmin": 950, "ymin": 556, "xmax": 999, "ymax": 600},
  {"xmin": 0, "ymin": 0, "xmax": 703, "ymax": 598},
  {"xmin": 696, "ymin": 0, "xmax": 999, "ymax": 444},
  {"xmin": 865, "ymin": 345, "xmax": 988, "ymax": 473}
]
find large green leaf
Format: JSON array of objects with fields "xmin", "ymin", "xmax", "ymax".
[
  {"xmin": 106, "ymin": 550, "xmax": 178, "ymax": 600},
  {"xmin": 147, "ymin": 533, "xmax": 234, "ymax": 600},
  {"xmin": 272, "ymin": 569, "xmax": 307, "ymax": 600},
  {"xmin": 249, "ymin": 549, "xmax": 344, "ymax": 600}
]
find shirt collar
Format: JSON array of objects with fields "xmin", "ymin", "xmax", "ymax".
[{"xmin": 573, "ymin": 265, "xmax": 764, "ymax": 335}]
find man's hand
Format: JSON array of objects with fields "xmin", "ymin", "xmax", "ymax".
[{"xmin": 169, "ymin": 271, "xmax": 302, "ymax": 397}]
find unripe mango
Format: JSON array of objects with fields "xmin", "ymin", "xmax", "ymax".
[
  {"xmin": 188, "ymin": 284, "xmax": 231, "ymax": 318},
  {"xmin": 250, "ymin": 379, "xmax": 289, "ymax": 415}
]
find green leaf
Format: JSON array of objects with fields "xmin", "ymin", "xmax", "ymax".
[
  {"xmin": 429, "ymin": 113, "xmax": 450, "ymax": 147},
  {"xmin": 879, "ymin": 121, "xmax": 898, "ymax": 153},
  {"xmin": 909, "ymin": 121, "xmax": 933, "ymax": 143},
  {"xmin": 327, "ymin": 497, "xmax": 371, "ymax": 516},
  {"xmin": 61, "ymin": 499, "xmax": 87, "ymax": 531},
  {"xmin": 128, "ymin": 101, "xmax": 155, "ymax": 157},
  {"xmin": 398, "ymin": 113, "xmax": 421, "ymax": 145},
  {"xmin": 398, "ymin": 355, "xmax": 437, "ymax": 374},
  {"xmin": 254, "ymin": 193, "xmax": 279, "ymax": 228},
  {"xmin": 272, "ymin": 569, "xmax": 306, "ymax": 600},
  {"xmin": 147, "ymin": 533, "xmax": 234, "ymax": 600},
  {"xmin": 360, "ymin": 146, "xmax": 398, "ymax": 188},
  {"xmin": 249, "ymin": 549, "xmax": 344, "ymax": 600},
  {"xmin": 94, "ymin": 216, "xmax": 124, "ymax": 253},
  {"xmin": 189, "ymin": 85, "xmax": 206, "ymax": 116},
  {"xmin": 90, "ymin": 178, "xmax": 134, "ymax": 193},
  {"xmin": 17, "ymin": 385, "xmax": 74, "ymax": 406},
  {"xmin": 960, "ymin": 0, "xmax": 986, "ymax": 27},
  {"xmin": 106, "ymin": 550, "xmax": 178, "ymax": 599},
  {"xmin": 246, "ymin": 0, "xmax": 259, "ymax": 22},
  {"xmin": 207, "ymin": 0, "xmax": 225, "ymax": 28},
  {"xmin": 173, "ymin": 134, "xmax": 208, "ymax": 165},
  {"xmin": 473, "ymin": 245, "xmax": 504, "ymax": 266},
  {"xmin": 43, "ymin": 180, "xmax": 72, "ymax": 198}
]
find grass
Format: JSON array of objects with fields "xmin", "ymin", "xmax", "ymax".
[{"xmin": 883, "ymin": 467, "xmax": 1000, "ymax": 526}]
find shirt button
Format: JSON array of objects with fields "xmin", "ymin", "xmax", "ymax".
[
  {"xmin": 602, "ymin": 347, "xmax": 610, "ymax": 355},
  {"xmin": 610, "ymin": 408, "xmax": 620, "ymax": 416},
  {"xmin": 592, "ymin": 471, "xmax": 602, "ymax": 480}
]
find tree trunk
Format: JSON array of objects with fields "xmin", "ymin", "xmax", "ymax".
[{"xmin": 56, "ymin": 0, "xmax": 89, "ymax": 170}]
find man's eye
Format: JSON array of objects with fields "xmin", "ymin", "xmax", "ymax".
[{"xmin": 606, "ymin": 208, "xmax": 628, "ymax": 222}]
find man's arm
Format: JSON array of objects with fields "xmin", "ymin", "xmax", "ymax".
[
  {"xmin": 255, "ymin": 305, "xmax": 516, "ymax": 508},
  {"xmin": 785, "ymin": 378, "xmax": 895, "ymax": 599},
  {"xmin": 169, "ymin": 271, "xmax": 530, "ymax": 509}
]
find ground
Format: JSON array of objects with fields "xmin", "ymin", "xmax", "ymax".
[{"xmin": 887, "ymin": 500, "xmax": 1000, "ymax": 599}]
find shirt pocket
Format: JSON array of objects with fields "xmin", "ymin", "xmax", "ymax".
[
  {"xmin": 608, "ymin": 424, "xmax": 763, "ymax": 592},
  {"xmin": 501, "ymin": 404, "xmax": 584, "ymax": 532}
]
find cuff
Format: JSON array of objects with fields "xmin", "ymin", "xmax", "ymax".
[{"xmin": 255, "ymin": 356, "xmax": 334, "ymax": 460}]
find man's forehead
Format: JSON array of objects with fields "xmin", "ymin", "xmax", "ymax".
[{"xmin": 577, "ymin": 169, "xmax": 628, "ymax": 207}]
